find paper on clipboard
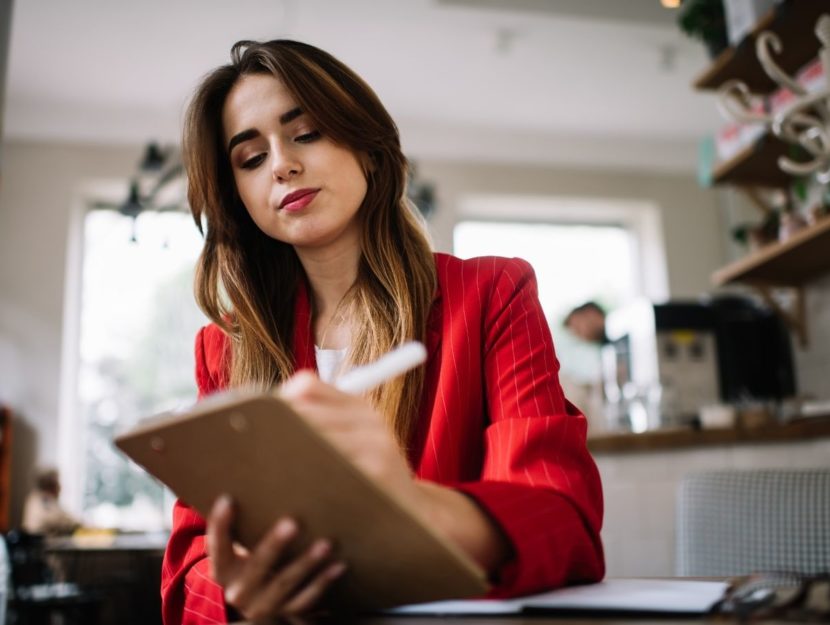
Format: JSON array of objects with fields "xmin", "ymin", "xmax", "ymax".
[{"xmin": 114, "ymin": 390, "xmax": 488, "ymax": 611}]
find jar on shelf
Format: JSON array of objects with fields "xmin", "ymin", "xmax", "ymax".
[{"xmin": 778, "ymin": 211, "xmax": 808, "ymax": 242}]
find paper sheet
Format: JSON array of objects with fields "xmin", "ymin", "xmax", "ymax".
[
  {"xmin": 388, "ymin": 578, "xmax": 729, "ymax": 616},
  {"xmin": 389, "ymin": 598, "xmax": 522, "ymax": 615}
]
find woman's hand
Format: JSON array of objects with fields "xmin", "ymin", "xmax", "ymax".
[
  {"xmin": 278, "ymin": 370, "xmax": 424, "ymax": 512},
  {"xmin": 207, "ymin": 496, "xmax": 347, "ymax": 619},
  {"xmin": 278, "ymin": 371, "xmax": 510, "ymax": 575}
]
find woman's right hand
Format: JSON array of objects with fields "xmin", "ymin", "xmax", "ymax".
[{"xmin": 206, "ymin": 495, "xmax": 347, "ymax": 619}]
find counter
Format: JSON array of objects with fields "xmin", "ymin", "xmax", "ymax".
[{"xmin": 588, "ymin": 415, "xmax": 830, "ymax": 454}]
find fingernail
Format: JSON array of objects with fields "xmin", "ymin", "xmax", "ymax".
[
  {"xmin": 224, "ymin": 585, "xmax": 240, "ymax": 605},
  {"xmin": 275, "ymin": 518, "xmax": 297, "ymax": 539},
  {"xmin": 310, "ymin": 540, "xmax": 331, "ymax": 559},
  {"xmin": 214, "ymin": 495, "xmax": 232, "ymax": 513},
  {"xmin": 328, "ymin": 562, "xmax": 347, "ymax": 578}
]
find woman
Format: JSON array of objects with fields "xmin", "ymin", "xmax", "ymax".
[{"xmin": 162, "ymin": 39, "xmax": 604, "ymax": 624}]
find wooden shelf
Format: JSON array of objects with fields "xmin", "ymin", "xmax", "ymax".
[
  {"xmin": 712, "ymin": 134, "xmax": 793, "ymax": 188},
  {"xmin": 712, "ymin": 216, "xmax": 830, "ymax": 286},
  {"xmin": 588, "ymin": 415, "xmax": 830, "ymax": 454},
  {"xmin": 694, "ymin": 0, "xmax": 827, "ymax": 93}
]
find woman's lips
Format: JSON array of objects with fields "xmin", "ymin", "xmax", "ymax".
[{"xmin": 280, "ymin": 189, "xmax": 319, "ymax": 212}]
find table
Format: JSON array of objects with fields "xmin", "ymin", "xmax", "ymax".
[
  {"xmin": 229, "ymin": 575, "xmax": 812, "ymax": 624},
  {"xmin": 45, "ymin": 532, "xmax": 167, "ymax": 625},
  {"xmin": 234, "ymin": 616, "xmax": 785, "ymax": 624}
]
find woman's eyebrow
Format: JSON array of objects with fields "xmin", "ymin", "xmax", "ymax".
[
  {"xmin": 227, "ymin": 107, "xmax": 305, "ymax": 155},
  {"xmin": 227, "ymin": 128, "xmax": 259, "ymax": 154},
  {"xmin": 279, "ymin": 107, "xmax": 303, "ymax": 125}
]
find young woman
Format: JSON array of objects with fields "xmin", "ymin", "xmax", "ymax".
[{"xmin": 162, "ymin": 39, "xmax": 604, "ymax": 624}]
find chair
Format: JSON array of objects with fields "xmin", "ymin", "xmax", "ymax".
[
  {"xmin": 3, "ymin": 530, "xmax": 102, "ymax": 625},
  {"xmin": 676, "ymin": 469, "xmax": 830, "ymax": 577}
]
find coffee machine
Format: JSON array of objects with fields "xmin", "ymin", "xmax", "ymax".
[{"xmin": 602, "ymin": 295, "xmax": 796, "ymax": 430}]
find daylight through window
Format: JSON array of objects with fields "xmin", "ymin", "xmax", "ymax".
[{"xmin": 76, "ymin": 209, "xmax": 206, "ymax": 530}]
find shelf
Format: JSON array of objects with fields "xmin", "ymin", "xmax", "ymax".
[
  {"xmin": 712, "ymin": 133, "xmax": 795, "ymax": 187},
  {"xmin": 588, "ymin": 415, "xmax": 830, "ymax": 454},
  {"xmin": 712, "ymin": 216, "xmax": 830, "ymax": 286},
  {"xmin": 693, "ymin": 0, "xmax": 827, "ymax": 93}
]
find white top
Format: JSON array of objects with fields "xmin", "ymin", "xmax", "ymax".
[{"xmin": 315, "ymin": 346, "xmax": 348, "ymax": 384}]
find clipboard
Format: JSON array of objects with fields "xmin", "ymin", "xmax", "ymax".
[{"xmin": 114, "ymin": 390, "xmax": 489, "ymax": 610}]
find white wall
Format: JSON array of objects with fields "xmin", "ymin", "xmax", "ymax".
[{"xmin": 0, "ymin": 140, "xmax": 141, "ymax": 524}]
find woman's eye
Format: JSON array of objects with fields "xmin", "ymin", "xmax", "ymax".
[
  {"xmin": 295, "ymin": 131, "xmax": 321, "ymax": 144},
  {"xmin": 241, "ymin": 153, "xmax": 266, "ymax": 170}
]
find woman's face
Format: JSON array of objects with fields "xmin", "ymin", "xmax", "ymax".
[{"xmin": 222, "ymin": 73, "xmax": 368, "ymax": 252}]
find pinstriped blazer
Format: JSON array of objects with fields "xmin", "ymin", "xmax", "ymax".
[{"xmin": 161, "ymin": 253, "xmax": 605, "ymax": 625}]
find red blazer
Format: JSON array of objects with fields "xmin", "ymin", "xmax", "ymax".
[{"xmin": 161, "ymin": 253, "xmax": 605, "ymax": 625}]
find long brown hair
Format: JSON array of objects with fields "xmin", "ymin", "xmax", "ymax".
[{"xmin": 184, "ymin": 40, "xmax": 436, "ymax": 446}]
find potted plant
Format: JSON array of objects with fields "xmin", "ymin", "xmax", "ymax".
[{"xmin": 677, "ymin": 0, "xmax": 730, "ymax": 59}]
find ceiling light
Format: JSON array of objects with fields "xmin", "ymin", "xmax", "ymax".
[{"xmin": 661, "ymin": 0, "xmax": 681, "ymax": 8}]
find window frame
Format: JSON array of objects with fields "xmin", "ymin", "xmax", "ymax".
[{"xmin": 455, "ymin": 194, "xmax": 669, "ymax": 303}]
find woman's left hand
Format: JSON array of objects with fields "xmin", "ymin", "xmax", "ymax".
[{"xmin": 277, "ymin": 371, "xmax": 424, "ymax": 513}]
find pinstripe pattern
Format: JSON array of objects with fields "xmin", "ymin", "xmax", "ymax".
[{"xmin": 161, "ymin": 253, "xmax": 605, "ymax": 624}]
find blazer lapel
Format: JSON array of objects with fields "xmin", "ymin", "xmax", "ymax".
[
  {"xmin": 426, "ymin": 282, "xmax": 442, "ymax": 363},
  {"xmin": 409, "ymin": 281, "xmax": 442, "ymax": 467},
  {"xmin": 292, "ymin": 280, "xmax": 316, "ymax": 372}
]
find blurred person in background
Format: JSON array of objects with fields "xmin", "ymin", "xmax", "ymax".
[
  {"xmin": 564, "ymin": 301, "xmax": 608, "ymax": 345},
  {"xmin": 22, "ymin": 466, "xmax": 81, "ymax": 536},
  {"xmin": 560, "ymin": 302, "xmax": 611, "ymax": 433}
]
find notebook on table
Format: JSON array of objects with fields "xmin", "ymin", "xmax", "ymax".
[{"xmin": 389, "ymin": 578, "xmax": 730, "ymax": 616}]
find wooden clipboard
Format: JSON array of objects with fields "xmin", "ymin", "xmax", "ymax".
[{"xmin": 114, "ymin": 390, "xmax": 489, "ymax": 610}]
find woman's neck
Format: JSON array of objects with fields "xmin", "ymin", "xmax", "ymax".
[
  {"xmin": 298, "ymin": 248, "xmax": 358, "ymax": 311},
  {"xmin": 296, "ymin": 242, "xmax": 360, "ymax": 349}
]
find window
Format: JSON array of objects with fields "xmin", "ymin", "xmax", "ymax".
[
  {"xmin": 64, "ymin": 208, "xmax": 206, "ymax": 530},
  {"xmin": 453, "ymin": 195, "xmax": 668, "ymax": 419},
  {"xmin": 454, "ymin": 220, "xmax": 635, "ymax": 381}
]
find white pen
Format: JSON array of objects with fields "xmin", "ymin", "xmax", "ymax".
[{"xmin": 334, "ymin": 341, "xmax": 428, "ymax": 395}]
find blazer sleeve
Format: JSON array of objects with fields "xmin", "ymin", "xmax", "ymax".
[
  {"xmin": 161, "ymin": 326, "xmax": 230, "ymax": 625},
  {"xmin": 454, "ymin": 258, "xmax": 605, "ymax": 598}
]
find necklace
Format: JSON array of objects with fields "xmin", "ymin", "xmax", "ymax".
[{"xmin": 316, "ymin": 295, "xmax": 351, "ymax": 349}]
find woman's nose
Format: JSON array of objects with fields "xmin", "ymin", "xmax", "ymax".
[{"xmin": 271, "ymin": 146, "xmax": 302, "ymax": 182}]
